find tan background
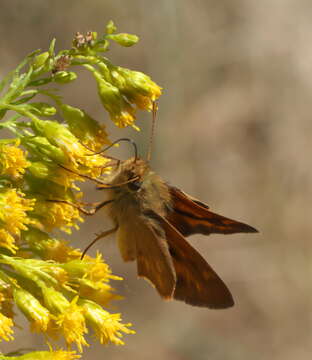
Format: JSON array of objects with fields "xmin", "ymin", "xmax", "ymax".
[{"xmin": 1, "ymin": 1, "xmax": 311, "ymax": 359}]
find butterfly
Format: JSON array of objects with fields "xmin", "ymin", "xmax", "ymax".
[{"xmin": 60, "ymin": 105, "xmax": 258, "ymax": 309}]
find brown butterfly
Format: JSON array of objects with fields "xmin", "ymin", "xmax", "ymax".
[
  {"xmin": 88, "ymin": 154, "xmax": 257, "ymax": 309},
  {"xmin": 61, "ymin": 105, "xmax": 258, "ymax": 309}
]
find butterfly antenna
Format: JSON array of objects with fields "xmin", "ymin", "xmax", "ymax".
[
  {"xmin": 147, "ymin": 101, "xmax": 157, "ymax": 163},
  {"xmin": 89, "ymin": 138, "xmax": 138, "ymax": 161}
]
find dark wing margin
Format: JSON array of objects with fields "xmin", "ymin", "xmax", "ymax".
[
  {"xmin": 146, "ymin": 210, "xmax": 234, "ymax": 309},
  {"xmin": 135, "ymin": 217, "xmax": 176, "ymax": 299},
  {"xmin": 167, "ymin": 186, "xmax": 258, "ymax": 236}
]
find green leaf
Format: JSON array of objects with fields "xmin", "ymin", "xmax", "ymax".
[
  {"xmin": 0, "ymin": 51, "xmax": 39, "ymax": 95},
  {"xmin": 2, "ymin": 67, "xmax": 34, "ymax": 103},
  {"xmin": 106, "ymin": 33, "xmax": 139, "ymax": 47},
  {"xmin": 48, "ymin": 38, "xmax": 56, "ymax": 57}
]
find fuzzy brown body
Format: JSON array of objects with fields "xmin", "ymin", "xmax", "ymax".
[{"xmin": 100, "ymin": 157, "xmax": 258, "ymax": 308}]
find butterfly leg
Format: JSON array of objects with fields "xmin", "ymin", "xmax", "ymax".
[
  {"xmin": 46, "ymin": 199, "xmax": 114, "ymax": 216},
  {"xmin": 81, "ymin": 225, "xmax": 118, "ymax": 259}
]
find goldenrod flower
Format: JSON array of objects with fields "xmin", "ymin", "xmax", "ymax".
[
  {"xmin": 0, "ymin": 141, "xmax": 30, "ymax": 179},
  {"xmin": 0, "ymin": 230, "xmax": 18, "ymax": 253},
  {"xmin": 28, "ymin": 161, "xmax": 81, "ymax": 190},
  {"xmin": 23, "ymin": 228, "xmax": 81, "ymax": 262},
  {"xmin": 32, "ymin": 119, "xmax": 108, "ymax": 176},
  {"xmin": 110, "ymin": 66, "xmax": 162, "ymax": 110},
  {"xmin": 33, "ymin": 200, "xmax": 83, "ymax": 234},
  {"xmin": 0, "ymin": 190, "xmax": 35, "ymax": 253},
  {"xmin": 61, "ymin": 104, "xmax": 109, "ymax": 152},
  {"xmin": 92, "ymin": 71, "xmax": 137, "ymax": 129},
  {"xmin": 13, "ymin": 288, "xmax": 51, "ymax": 332},
  {"xmin": 62, "ymin": 254, "xmax": 120, "ymax": 283},
  {"xmin": 81, "ymin": 299, "xmax": 134, "ymax": 345},
  {"xmin": 47, "ymin": 295, "xmax": 88, "ymax": 352},
  {"xmin": 78, "ymin": 279, "xmax": 122, "ymax": 307},
  {"xmin": 0, "ymin": 312, "xmax": 14, "ymax": 342}
]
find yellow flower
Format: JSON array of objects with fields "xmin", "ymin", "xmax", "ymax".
[
  {"xmin": 54, "ymin": 297, "xmax": 88, "ymax": 352},
  {"xmin": 81, "ymin": 299, "xmax": 134, "ymax": 345},
  {"xmin": 0, "ymin": 141, "xmax": 30, "ymax": 179},
  {"xmin": 0, "ymin": 312, "xmax": 14, "ymax": 342},
  {"xmin": 110, "ymin": 66, "xmax": 162, "ymax": 111},
  {"xmin": 28, "ymin": 161, "xmax": 82, "ymax": 191},
  {"xmin": 61, "ymin": 104, "xmax": 110, "ymax": 152},
  {"xmin": 23, "ymin": 228, "xmax": 82, "ymax": 262},
  {"xmin": 92, "ymin": 70, "xmax": 137, "ymax": 129},
  {"xmin": 62, "ymin": 254, "xmax": 121, "ymax": 283},
  {"xmin": 32, "ymin": 118, "xmax": 109, "ymax": 178},
  {"xmin": 41, "ymin": 240, "xmax": 81, "ymax": 262},
  {"xmin": 0, "ymin": 229, "xmax": 18, "ymax": 253},
  {"xmin": 86, "ymin": 253, "xmax": 122, "ymax": 282},
  {"xmin": 78, "ymin": 279, "xmax": 122, "ymax": 307},
  {"xmin": 40, "ymin": 288, "xmax": 87, "ymax": 351},
  {"xmin": 0, "ymin": 190, "xmax": 35, "ymax": 252},
  {"xmin": 33, "ymin": 200, "xmax": 83, "ymax": 234}
]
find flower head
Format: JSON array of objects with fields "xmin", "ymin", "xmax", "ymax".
[
  {"xmin": 32, "ymin": 200, "xmax": 83, "ymax": 234},
  {"xmin": 50, "ymin": 296, "xmax": 88, "ymax": 352},
  {"xmin": 0, "ymin": 190, "xmax": 35, "ymax": 252},
  {"xmin": 0, "ymin": 141, "xmax": 30, "ymax": 179},
  {"xmin": 81, "ymin": 299, "xmax": 134, "ymax": 345}
]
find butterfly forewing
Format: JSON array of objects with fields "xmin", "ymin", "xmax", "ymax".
[
  {"xmin": 135, "ymin": 216, "xmax": 176, "ymax": 299},
  {"xmin": 167, "ymin": 186, "xmax": 258, "ymax": 237}
]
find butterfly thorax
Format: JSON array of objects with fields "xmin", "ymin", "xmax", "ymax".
[{"xmin": 105, "ymin": 158, "xmax": 172, "ymax": 225}]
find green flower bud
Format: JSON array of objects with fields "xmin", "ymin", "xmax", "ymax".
[
  {"xmin": 61, "ymin": 104, "xmax": 108, "ymax": 149},
  {"xmin": 40, "ymin": 286, "xmax": 70, "ymax": 315},
  {"xmin": 53, "ymin": 71, "xmax": 77, "ymax": 84},
  {"xmin": 117, "ymin": 67, "xmax": 162, "ymax": 99},
  {"xmin": 30, "ymin": 102, "xmax": 57, "ymax": 116},
  {"xmin": 107, "ymin": 33, "xmax": 139, "ymax": 47},
  {"xmin": 22, "ymin": 136, "xmax": 67, "ymax": 164},
  {"xmin": 27, "ymin": 161, "xmax": 51, "ymax": 179},
  {"xmin": 13, "ymin": 288, "xmax": 50, "ymax": 331},
  {"xmin": 31, "ymin": 118, "xmax": 79, "ymax": 151},
  {"xmin": 93, "ymin": 71, "xmax": 136, "ymax": 127},
  {"xmin": 32, "ymin": 52, "xmax": 49, "ymax": 70},
  {"xmin": 106, "ymin": 20, "xmax": 117, "ymax": 34}
]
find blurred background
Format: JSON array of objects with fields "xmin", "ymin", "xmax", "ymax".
[{"xmin": 1, "ymin": 0, "xmax": 311, "ymax": 359}]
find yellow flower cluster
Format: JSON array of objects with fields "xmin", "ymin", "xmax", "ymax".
[
  {"xmin": 0, "ymin": 22, "xmax": 162, "ymax": 358},
  {"xmin": 0, "ymin": 124, "xmax": 135, "ymax": 353},
  {"xmin": 0, "ymin": 253, "xmax": 134, "ymax": 351},
  {"xmin": 85, "ymin": 61, "xmax": 162, "ymax": 129}
]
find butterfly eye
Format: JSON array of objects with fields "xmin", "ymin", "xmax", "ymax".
[{"xmin": 128, "ymin": 180, "xmax": 142, "ymax": 191}]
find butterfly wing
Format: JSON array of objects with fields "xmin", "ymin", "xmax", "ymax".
[
  {"xmin": 134, "ymin": 216, "xmax": 176, "ymax": 299},
  {"xmin": 147, "ymin": 211, "xmax": 234, "ymax": 308},
  {"xmin": 167, "ymin": 186, "xmax": 258, "ymax": 236}
]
